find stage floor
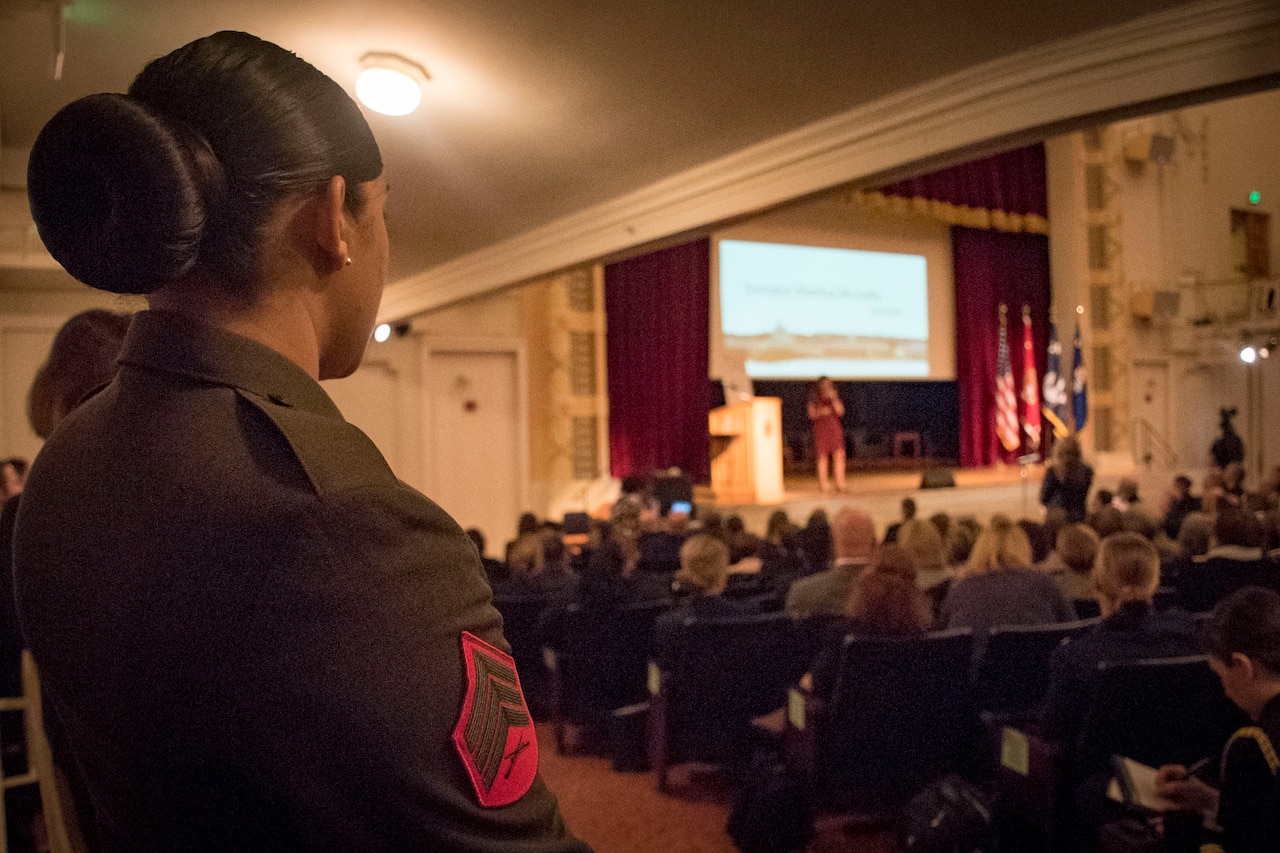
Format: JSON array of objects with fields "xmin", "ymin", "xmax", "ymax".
[{"xmin": 700, "ymin": 464, "xmax": 1051, "ymax": 536}]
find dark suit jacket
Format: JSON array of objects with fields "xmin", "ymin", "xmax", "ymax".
[
  {"xmin": 13, "ymin": 311, "xmax": 588, "ymax": 853},
  {"xmin": 1176, "ymin": 547, "xmax": 1280, "ymax": 614},
  {"xmin": 1038, "ymin": 601, "xmax": 1199, "ymax": 746}
]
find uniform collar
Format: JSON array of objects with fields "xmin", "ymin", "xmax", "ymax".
[{"xmin": 118, "ymin": 310, "xmax": 342, "ymax": 418}]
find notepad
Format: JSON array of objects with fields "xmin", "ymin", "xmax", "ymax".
[{"xmin": 1108, "ymin": 755, "xmax": 1178, "ymax": 812}]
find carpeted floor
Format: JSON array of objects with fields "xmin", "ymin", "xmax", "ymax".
[{"xmin": 536, "ymin": 724, "xmax": 896, "ymax": 853}]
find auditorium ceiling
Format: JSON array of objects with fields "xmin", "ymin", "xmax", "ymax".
[{"xmin": 0, "ymin": 0, "xmax": 1272, "ymax": 296}]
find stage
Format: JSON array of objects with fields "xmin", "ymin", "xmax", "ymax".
[{"xmin": 696, "ymin": 463, "xmax": 1057, "ymax": 536}]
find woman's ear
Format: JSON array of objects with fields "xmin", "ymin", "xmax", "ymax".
[
  {"xmin": 315, "ymin": 175, "xmax": 349, "ymax": 272},
  {"xmin": 1232, "ymin": 651, "xmax": 1257, "ymax": 682}
]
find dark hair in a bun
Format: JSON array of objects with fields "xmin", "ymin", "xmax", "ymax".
[{"xmin": 28, "ymin": 31, "xmax": 382, "ymax": 296}]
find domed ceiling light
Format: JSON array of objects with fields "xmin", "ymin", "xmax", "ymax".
[{"xmin": 356, "ymin": 52, "xmax": 430, "ymax": 116}]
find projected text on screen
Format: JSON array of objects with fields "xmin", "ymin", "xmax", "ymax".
[{"xmin": 719, "ymin": 239, "xmax": 929, "ymax": 379}]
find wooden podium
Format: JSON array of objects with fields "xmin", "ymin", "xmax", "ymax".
[{"xmin": 708, "ymin": 397, "xmax": 784, "ymax": 504}]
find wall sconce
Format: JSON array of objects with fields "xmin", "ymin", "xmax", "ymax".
[{"xmin": 356, "ymin": 52, "xmax": 430, "ymax": 117}]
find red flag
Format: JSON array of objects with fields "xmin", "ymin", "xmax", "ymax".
[
  {"xmin": 1021, "ymin": 305, "xmax": 1041, "ymax": 449},
  {"xmin": 996, "ymin": 305, "xmax": 1020, "ymax": 453}
]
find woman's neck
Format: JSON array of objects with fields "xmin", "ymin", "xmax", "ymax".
[{"xmin": 148, "ymin": 285, "xmax": 322, "ymax": 379}]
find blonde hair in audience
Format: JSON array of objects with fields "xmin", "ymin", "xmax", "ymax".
[
  {"xmin": 962, "ymin": 515, "xmax": 1033, "ymax": 577},
  {"xmin": 676, "ymin": 534, "xmax": 731, "ymax": 594},
  {"xmin": 898, "ymin": 519, "xmax": 946, "ymax": 571},
  {"xmin": 1092, "ymin": 531, "xmax": 1160, "ymax": 609}
]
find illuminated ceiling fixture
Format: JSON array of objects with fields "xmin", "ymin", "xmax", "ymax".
[
  {"xmin": 356, "ymin": 52, "xmax": 430, "ymax": 117},
  {"xmin": 1240, "ymin": 345, "xmax": 1257, "ymax": 364}
]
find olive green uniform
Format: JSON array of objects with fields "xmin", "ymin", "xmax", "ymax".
[{"xmin": 13, "ymin": 310, "xmax": 590, "ymax": 852}]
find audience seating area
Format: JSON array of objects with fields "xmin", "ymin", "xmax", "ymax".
[{"xmin": 476, "ymin": 468, "xmax": 1280, "ymax": 850}]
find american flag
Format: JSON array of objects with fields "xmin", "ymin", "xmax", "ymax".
[
  {"xmin": 996, "ymin": 305, "xmax": 1020, "ymax": 453},
  {"xmin": 1021, "ymin": 306, "xmax": 1041, "ymax": 448}
]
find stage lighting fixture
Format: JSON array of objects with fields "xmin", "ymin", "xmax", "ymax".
[
  {"xmin": 1240, "ymin": 345, "xmax": 1257, "ymax": 364},
  {"xmin": 356, "ymin": 52, "xmax": 429, "ymax": 116},
  {"xmin": 373, "ymin": 323, "xmax": 392, "ymax": 343}
]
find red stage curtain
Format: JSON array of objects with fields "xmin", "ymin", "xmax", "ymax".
[
  {"xmin": 605, "ymin": 240, "xmax": 710, "ymax": 482},
  {"xmin": 874, "ymin": 143, "xmax": 1048, "ymax": 234},
  {"xmin": 953, "ymin": 226, "xmax": 1051, "ymax": 467}
]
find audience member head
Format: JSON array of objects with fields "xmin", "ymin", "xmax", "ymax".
[
  {"xmin": 699, "ymin": 508, "xmax": 725, "ymax": 541},
  {"xmin": 900, "ymin": 497, "xmax": 917, "ymax": 521},
  {"xmin": 1176, "ymin": 512, "xmax": 1214, "ymax": 557},
  {"xmin": 28, "ymin": 33, "xmax": 384, "ymax": 379},
  {"xmin": 1215, "ymin": 507, "xmax": 1265, "ymax": 549},
  {"xmin": 831, "ymin": 507, "xmax": 876, "ymax": 563},
  {"xmin": 898, "ymin": 518, "xmax": 945, "ymax": 572},
  {"xmin": 1092, "ymin": 532, "xmax": 1160, "ymax": 616},
  {"xmin": 725, "ymin": 515, "xmax": 745, "ymax": 536},
  {"xmin": 1201, "ymin": 587, "xmax": 1280, "ymax": 720},
  {"xmin": 765, "ymin": 510, "xmax": 793, "ymax": 544},
  {"xmin": 845, "ymin": 570, "xmax": 931, "ymax": 636},
  {"xmin": 619, "ymin": 475, "xmax": 647, "ymax": 496},
  {"xmin": 1, "ymin": 459, "xmax": 27, "ymax": 501},
  {"xmin": 1116, "ymin": 478, "xmax": 1140, "ymax": 505},
  {"xmin": 1092, "ymin": 489, "xmax": 1114, "ymax": 512},
  {"xmin": 944, "ymin": 518, "xmax": 980, "ymax": 567},
  {"xmin": 963, "ymin": 515, "xmax": 1033, "ymax": 576},
  {"xmin": 1171, "ymin": 474, "xmax": 1193, "ymax": 497},
  {"xmin": 869, "ymin": 543, "xmax": 917, "ymax": 582},
  {"xmin": 516, "ymin": 512, "xmax": 539, "ymax": 537},
  {"xmin": 465, "ymin": 528, "xmax": 487, "ymax": 559},
  {"xmin": 507, "ymin": 533, "xmax": 545, "ymax": 581},
  {"xmin": 27, "ymin": 310, "xmax": 132, "ymax": 439},
  {"xmin": 1089, "ymin": 505, "xmax": 1124, "ymax": 538},
  {"xmin": 1056, "ymin": 523, "xmax": 1100, "ymax": 576},
  {"xmin": 929, "ymin": 512, "xmax": 951, "ymax": 539},
  {"xmin": 675, "ymin": 534, "xmax": 731, "ymax": 596},
  {"xmin": 1120, "ymin": 508, "xmax": 1159, "ymax": 541}
]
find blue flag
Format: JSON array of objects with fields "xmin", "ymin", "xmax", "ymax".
[
  {"xmin": 1042, "ymin": 323, "xmax": 1068, "ymax": 438},
  {"xmin": 1071, "ymin": 323, "xmax": 1088, "ymax": 431}
]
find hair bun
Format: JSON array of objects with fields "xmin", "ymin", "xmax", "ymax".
[{"xmin": 27, "ymin": 93, "xmax": 220, "ymax": 295}]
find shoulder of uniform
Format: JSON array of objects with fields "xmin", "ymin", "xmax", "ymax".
[{"xmin": 235, "ymin": 388, "xmax": 394, "ymax": 495}]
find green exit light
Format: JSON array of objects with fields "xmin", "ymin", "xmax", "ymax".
[{"xmin": 1250, "ymin": 191, "xmax": 1262, "ymax": 205}]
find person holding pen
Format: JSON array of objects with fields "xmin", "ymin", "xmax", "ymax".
[{"xmin": 1156, "ymin": 587, "xmax": 1280, "ymax": 852}]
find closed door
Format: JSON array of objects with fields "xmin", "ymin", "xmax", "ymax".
[
  {"xmin": 426, "ymin": 350, "xmax": 522, "ymax": 555},
  {"xmin": 323, "ymin": 334, "xmax": 423, "ymax": 491}
]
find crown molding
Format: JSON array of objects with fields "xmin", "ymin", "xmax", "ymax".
[{"xmin": 378, "ymin": 0, "xmax": 1280, "ymax": 321}]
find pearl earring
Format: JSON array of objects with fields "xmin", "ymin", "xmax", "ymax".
[{"xmin": 344, "ymin": 256, "xmax": 353, "ymax": 267}]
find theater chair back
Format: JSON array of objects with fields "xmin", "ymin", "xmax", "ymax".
[
  {"xmin": 973, "ymin": 619, "xmax": 1098, "ymax": 714},
  {"xmin": 491, "ymin": 594, "xmax": 552, "ymax": 716},
  {"xmin": 1073, "ymin": 655, "xmax": 1247, "ymax": 779},
  {"xmin": 649, "ymin": 612, "xmax": 806, "ymax": 791},
  {"xmin": 542, "ymin": 598, "xmax": 671, "ymax": 753},
  {"xmin": 819, "ymin": 629, "xmax": 977, "ymax": 813}
]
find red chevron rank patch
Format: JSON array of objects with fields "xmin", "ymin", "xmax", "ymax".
[{"xmin": 452, "ymin": 631, "xmax": 538, "ymax": 807}]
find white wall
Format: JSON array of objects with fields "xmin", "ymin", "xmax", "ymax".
[{"xmin": 1082, "ymin": 87, "xmax": 1280, "ymax": 480}]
